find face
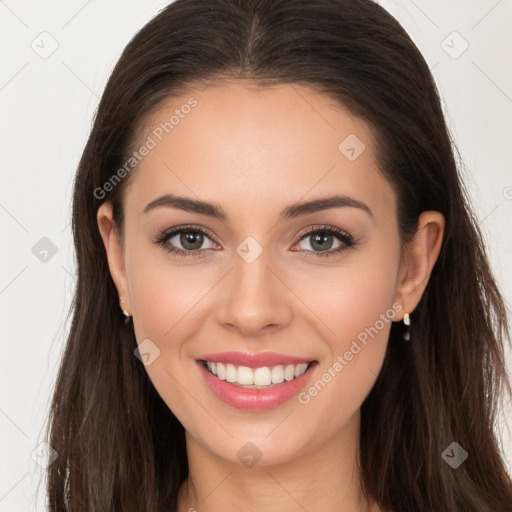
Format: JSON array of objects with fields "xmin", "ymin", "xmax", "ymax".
[{"xmin": 98, "ymin": 81, "xmax": 432, "ymax": 467}]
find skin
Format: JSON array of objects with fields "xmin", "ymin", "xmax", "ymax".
[{"xmin": 97, "ymin": 81, "xmax": 444, "ymax": 512}]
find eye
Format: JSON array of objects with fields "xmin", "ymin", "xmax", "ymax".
[
  {"xmin": 153, "ymin": 225, "xmax": 220, "ymax": 258},
  {"xmin": 291, "ymin": 225, "xmax": 356, "ymax": 258},
  {"xmin": 154, "ymin": 224, "xmax": 358, "ymax": 260}
]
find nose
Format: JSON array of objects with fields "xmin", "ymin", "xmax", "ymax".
[{"xmin": 216, "ymin": 247, "xmax": 293, "ymax": 337}]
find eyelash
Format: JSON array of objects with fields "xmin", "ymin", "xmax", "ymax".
[{"xmin": 153, "ymin": 224, "xmax": 357, "ymax": 259}]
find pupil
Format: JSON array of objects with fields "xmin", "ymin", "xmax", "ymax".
[
  {"xmin": 181, "ymin": 231, "xmax": 203, "ymax": 250},
  {"xmin": 311, "ymin": 232, "xmax": 333, "ymax": 251}
]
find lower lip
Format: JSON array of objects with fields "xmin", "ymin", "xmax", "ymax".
[{"xmin": 197, "ymin": 360, "xmax": 317, "ymax": 410}]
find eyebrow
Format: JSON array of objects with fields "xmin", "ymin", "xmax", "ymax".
[{"xmin": 143, "ymin": 193, "xmax": 373, "ymax": 220}]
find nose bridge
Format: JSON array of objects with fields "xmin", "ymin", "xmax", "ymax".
[
  {"xmin": 216, "ymin": 241, "xmax": 292, "ymax": 335},
  {"xmin": 233, "ymin": 247, "xmax": 272, "ymax": 298}
]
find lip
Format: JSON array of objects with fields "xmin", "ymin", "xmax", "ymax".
[
  {"xmin": 197, "ymin": 359, "xmax": 318, "ymax": 410},
  {"xmin": 198, "ymin": 351, "xmax": 315, "ymax": 368}
]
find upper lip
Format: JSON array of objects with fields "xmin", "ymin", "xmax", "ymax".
[{"xmin": 198, "ymin": 351, "xmax": 316, "ymax": 368}]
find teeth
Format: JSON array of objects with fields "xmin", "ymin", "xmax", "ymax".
[
  {"xmin": 216, "ymin": 361, "xmax": 226, "ymax": 380},
  {"xmin": 205, "ymin": 361, "xmax": 311, "ymax": 387},
  {"xmin": 238, "ymin": 365, "xmax": 254, "ymax": 385},
  {"xmin": 284, "ymin": 364, "xmax": 295, "ymax": 381},
  {"xmin": 225, "ymin": 363, "xmax": 237, "ymax": 382},
  {"xmin": 295, "ymin": 363, "xmax": 308, "ymax": 377},
  {"xmin": 271, "ymin": 365, "xmax": 285, "ymax": 384},
  {"xmin": 254, "ymin": 366, "xmax": 272, "ymax": 386}
]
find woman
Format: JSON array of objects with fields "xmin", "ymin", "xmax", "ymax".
[{"xmin": 46, "ymin": 0, "xmax": 512, "ymax": 510}]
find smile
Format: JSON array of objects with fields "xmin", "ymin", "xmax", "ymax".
[
  {"xmin": 197, "ymin": 359, "xmax": 318, "ymax": 410},
  {"xmin": 203, "ymin": 360, "xmax": 311, "ymax": 388}
]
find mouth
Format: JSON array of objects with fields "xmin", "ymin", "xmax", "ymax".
[
  {"xmin": 195, "ymin": 350, "xmax": 319, "ymax": 410},
  {"xmin": 198, "ymin": 359, "xmax": 318, "ymax": 389}
]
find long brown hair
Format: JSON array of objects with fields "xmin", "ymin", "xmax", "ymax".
[{"xmin": 46, "ymin": 1, "xmax": 512, "ymax": 510}]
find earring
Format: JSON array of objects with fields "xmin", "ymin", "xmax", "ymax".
[
  {"xmin": 403, "ymin": 313, "xmax": 411, "ymax": 341},
  {"xmin": 120, "ymin": 298, "xmax": 131, "ymax": 319}
]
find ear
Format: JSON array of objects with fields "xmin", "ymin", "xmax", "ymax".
[
  {"xmin": 97, "ymin": 201, "xmax": 131, "ymax": 315},
  {"xmin": 394, "ymin": 211, "xmax": 445, "ymax": 320}
]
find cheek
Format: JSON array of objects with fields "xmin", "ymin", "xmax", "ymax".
[
  {"xmin": 293, "ymin": 242, "xmax": 400, "ymax": 433},
  {"xmin": 126, "ymin": 253, "xmax": 214, "ymax": 433},
  {"xmin": 131, "ymin": 272, "xmax": 200, "ymax": 340},
  {"xmin": 296, "ymin": 241, "xmax": 400, "ymax": 353},
  {"xmin": 126, "ymin": 242, "xmax": 214, "ymax": 341},
  {"xmin": 326, "ymin": 261, "xmax": 398, "ymax": 348}
]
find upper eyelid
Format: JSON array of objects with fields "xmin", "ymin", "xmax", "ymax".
[
  {"xmin": 296, "ymin": 225, "xmax": 351, "ymax": 239},
  {"xmin": 162, "ymin": 224, "xmax": 218, "ymax": 241}
]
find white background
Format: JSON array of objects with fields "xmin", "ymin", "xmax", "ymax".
[{"xmin": 1, "ymin": 1, "xmax": 511, "ymax": 510}]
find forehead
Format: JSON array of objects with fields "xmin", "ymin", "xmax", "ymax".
[{"xmin": 125, "ymin": 81, "xmax": 395, "ymax": 219}]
